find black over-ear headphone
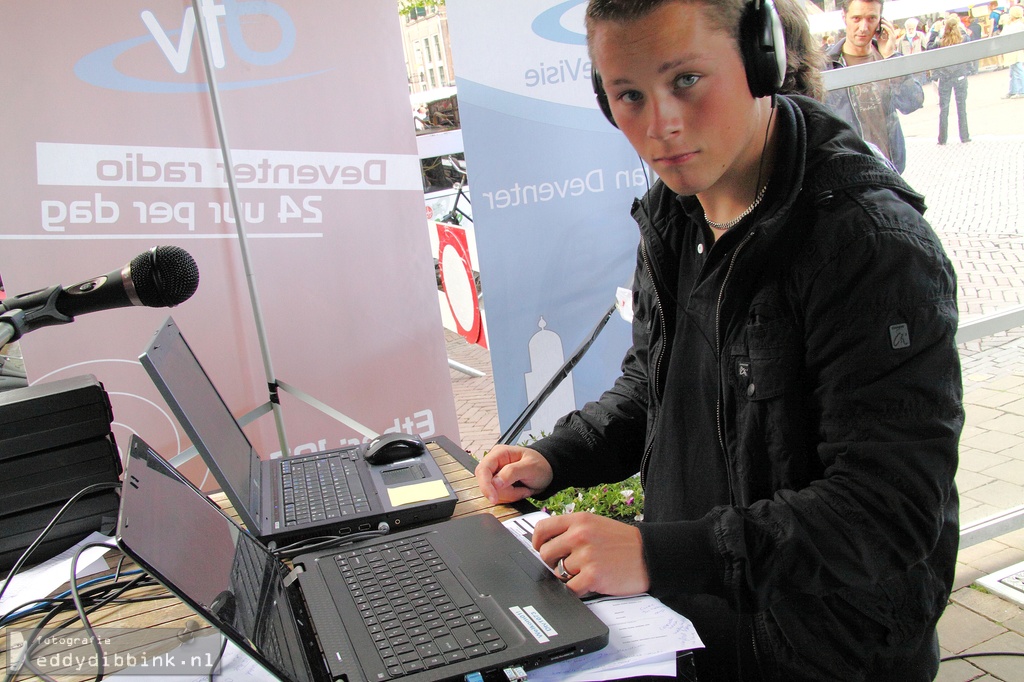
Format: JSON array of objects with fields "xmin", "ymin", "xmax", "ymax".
[{"xmin": 592, "ymin": 0, "xmax": 787, "ymax": 128}]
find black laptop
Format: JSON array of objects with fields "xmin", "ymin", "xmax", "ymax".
[
  {"xmin": 139, "ymin": 316, "xmax": 458, "ymax": 547},
  {"xmin": 117, "ymin": 435, "xmax": 609, "ymax": 682}
]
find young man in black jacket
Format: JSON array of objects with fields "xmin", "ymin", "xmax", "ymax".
[{"xmin": 476, "ymin": 0, "xmax": 962, "ymax": 679}]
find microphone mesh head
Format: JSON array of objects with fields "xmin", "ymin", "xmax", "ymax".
[{"xmin": 130, "ymin": 246, "xmax": 200, "ymax": 307}]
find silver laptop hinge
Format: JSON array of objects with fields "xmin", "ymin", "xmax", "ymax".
[{"xmin": 283, "ymin": 565, "xmax": 305, "ymax": 587}]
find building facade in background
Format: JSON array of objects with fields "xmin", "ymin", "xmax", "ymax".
[{"xmin": 399, "ymin": 4, "xmax": 456, "ymax": 93}]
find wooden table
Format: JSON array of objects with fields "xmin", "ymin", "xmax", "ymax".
[{"xmin": 0, "ymin": 437, "xmax": 530, "ymax": 681}]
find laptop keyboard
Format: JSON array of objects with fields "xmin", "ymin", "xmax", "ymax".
[
  {"xmin": 229, "ymin": 537, "xmax": 293, "ymax": 663},
  {"xmin": 336, "ymin": 536, "xmax": 507, "ymax": 678},
  {"xmin": 281, "ymin": 450, "xmax": 370, "ymax": 526},
  {"xmin": 229, "ymin": 535, "xmax": 269, "ymax": 630}
]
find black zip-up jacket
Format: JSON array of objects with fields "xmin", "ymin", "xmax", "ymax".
[{"xmin": 531, "ymin": 95, "xmax": 962, "ymax": 680}]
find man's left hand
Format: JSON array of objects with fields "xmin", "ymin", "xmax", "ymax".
[{"xmin": 532, "ymin": 512, "xmax": 649, "ymax": 598}]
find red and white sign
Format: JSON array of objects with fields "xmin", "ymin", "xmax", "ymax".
[{"xmin": 436, "ymin": 221, "xmax": 486, "ymax": 347}]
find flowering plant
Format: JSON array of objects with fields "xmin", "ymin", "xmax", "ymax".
[
  {"xmin": 483, "ymin": 435, "xmax": 644, "ymax": 522},
  {"xmin": 534, "ymin": 475, "xmax": 644, "ymax": 523}
]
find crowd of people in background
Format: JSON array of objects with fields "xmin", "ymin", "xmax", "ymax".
[
  {"xmin": 815, "ymin": 0, "xmax": 1024, "ymax": 161},
  {"xmin": 819, "ymin": 0, "xmax": 1021, "ymax": 53}
]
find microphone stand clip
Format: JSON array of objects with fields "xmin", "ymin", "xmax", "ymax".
[{"xmin": 0, "ymin": 287, "xmax": 71, "ymax": 343}]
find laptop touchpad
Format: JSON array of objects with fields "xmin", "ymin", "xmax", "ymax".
[{"xmin": 511, "ymin": 549, "xmax": 549, "ymax": 582}]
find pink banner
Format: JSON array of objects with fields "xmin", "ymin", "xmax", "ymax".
[{"xmin": 0, "ymin": 1, "xmax": 459, "ymax": 478}]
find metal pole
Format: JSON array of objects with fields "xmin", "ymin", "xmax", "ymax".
[
  {"xmin": 192, "ymin": 0, "xmax": 290, "ymax": 457},
  {"xmin": 498, "ymin": 300, "xmax": 618, "ymax": 446},
  {"xmin": 448, "ymin": 358, "xmax": 485, "ymax": 378}
]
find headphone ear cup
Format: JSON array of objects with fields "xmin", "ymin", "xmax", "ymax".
[
  {"xmin": 592, "ymin": 69, "xmax": 619, "ymax": 128},
  {"xmin": 740, "ymin": 0, "xmax": 787, "ymax": 98}
]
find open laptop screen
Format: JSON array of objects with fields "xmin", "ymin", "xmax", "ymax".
[
  {"xmin": 140, "ymin": 317, "xmax": 262, "ymax": 527},
  {"xmin": 119, "ymin": 436, "xmax": 313, "ymax": 682}
]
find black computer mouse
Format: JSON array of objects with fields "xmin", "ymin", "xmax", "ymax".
[{"xmin": 364, "ymin": 432, "xmax": 428, "ymax": 465}]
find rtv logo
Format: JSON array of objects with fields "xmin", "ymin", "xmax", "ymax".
[
  {"xmin": 76, "ymin": 0, "xmax": 326, "ymax": 93},
  {"xmin": 141, "ymin": 0, "xmax": 292, "ymax": 74}
]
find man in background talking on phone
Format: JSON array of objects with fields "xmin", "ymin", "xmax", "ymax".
[{"xmin": 826, "ymin": 0, "xmax": 925, "ymax": 173}]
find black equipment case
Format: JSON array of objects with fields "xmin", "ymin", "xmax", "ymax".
[{"xmin": 0, "ymin": 375, "xmax": 121, "ymax": 574}]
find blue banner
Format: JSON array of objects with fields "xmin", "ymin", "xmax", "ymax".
[{"xmin": 447, "ymin": 0, "xmax": 647, "ymax": 441}]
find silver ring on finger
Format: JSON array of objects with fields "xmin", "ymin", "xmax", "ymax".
[{"xmin": 557, "ymin": 558, "xmax": 572, "ymax": 582}]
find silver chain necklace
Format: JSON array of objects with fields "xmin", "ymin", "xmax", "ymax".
[{"xmin": 704, "ymin": 183, "xmax": 768, "ymax": 231}]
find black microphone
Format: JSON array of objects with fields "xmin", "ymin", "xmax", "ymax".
[{"xmin": 0, "ymin": 246, "xmax": 199, "ymax": 340}]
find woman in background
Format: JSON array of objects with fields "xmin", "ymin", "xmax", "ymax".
[{"xmin": 930, "ymin": 14, "xmax": 972, "ymax": 145}]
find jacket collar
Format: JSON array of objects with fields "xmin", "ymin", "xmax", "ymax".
[
  {"xmin": 826, "ymin": 38, "xmax": 882, "ymax": 67},
  {"xmin": 629, "ymin": 95, "xmax": 809, "ymax": 247}
]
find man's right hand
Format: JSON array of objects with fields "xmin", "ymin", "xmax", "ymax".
[{"xmin": 475, "ymin": 445, "xmax": 554, "ymax": 505}]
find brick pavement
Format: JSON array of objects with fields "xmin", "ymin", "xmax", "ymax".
[{"xmin": 445, "ymin": 330, "xmax": 499, "ymax": 461}]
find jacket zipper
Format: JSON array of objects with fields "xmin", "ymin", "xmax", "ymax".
[
  {"xmin": 751, "ymin": 613, "xmax": 766, "ymax": 676},
  {"xmin": 639, "ymin": 237, "xmax": 668, "ymax": 490},
  {"xmin": 714, "ymin": 229, "xmax": 756, "ymax": 501}
]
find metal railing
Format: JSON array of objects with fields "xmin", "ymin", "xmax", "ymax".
[{"xmin": 822, "ymin": 31, "xmax": 1024, "ymax": 90}]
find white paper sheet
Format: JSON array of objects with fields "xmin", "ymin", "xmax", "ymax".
[{"xmin": 527, "ymin": 594, "xmax": 704, "ymax": 681}]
